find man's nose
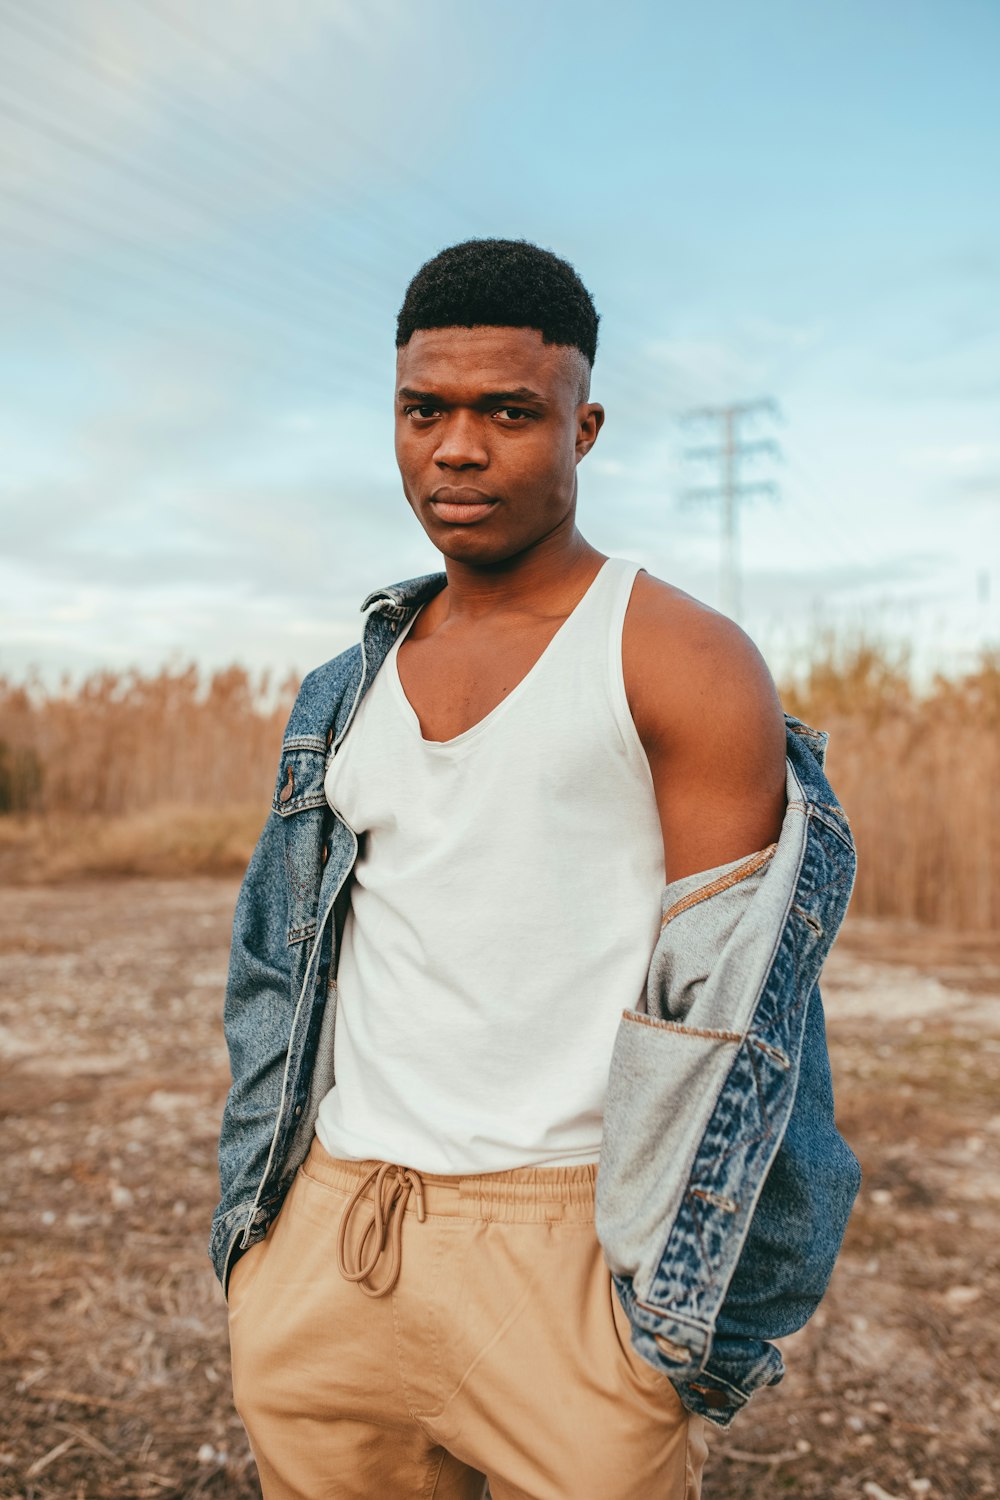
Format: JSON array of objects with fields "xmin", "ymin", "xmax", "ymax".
[{"xmin": 433, "ymin": 412, "xmax": 488, "ymax": 470}]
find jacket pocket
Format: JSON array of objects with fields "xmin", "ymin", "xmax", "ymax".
[
  {"xmin": 596, "ymin": 1012, "xmax": 742, "ymax": 1303},
  {"xmin": 272, "ymin": 737, "xmax": 329, "ymax": 818}
]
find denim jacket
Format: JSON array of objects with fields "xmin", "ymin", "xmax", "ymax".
[{"xmin": 211, "ymin": 570, "xmax": 860, "ymax": 1429}]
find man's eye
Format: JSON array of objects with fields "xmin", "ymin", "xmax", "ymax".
[
  {"xmin": 495, "ymin": 407, "xmax": 531, "ymax": 423},
  {"xmin": 403, "ymin": 404, "xmax": 441, "ymax": 421}
]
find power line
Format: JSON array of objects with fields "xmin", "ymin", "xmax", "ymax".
[
  {"xmin": 139, "ymin": 0, "xmax": 475, "ymax": 240},
  {"xmin": 0, "ymin": 15, "xmax": 671, "ymax": 416},
  {"xmin": 0, "ymin": 0, "xmax": 412, "ymax": 298},
  {"xmin": 0, "ymin": 176, "xmax": 385, "ymax": 363},
  {"xmin": 681, "ymin": 398, "xmax": 781, "ymax": 622},
  {"xmin": 0, "ymin": 82, "xmax": 396, "ymax": 327},
  {"xmin": 779, "ymin": 446, "xmax": 879, "ymax": 579},
  {"xmin": 0, "ymin": 0, "xmax": 707, "ymax": 425},
  {"xmin": 0, "ymin": 2, "xmax": 794, "ymax": 460}
]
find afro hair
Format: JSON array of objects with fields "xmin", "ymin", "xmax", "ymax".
[{"xmin": 396, "ymin": 238, "xmax": 599, "ymax": 366}]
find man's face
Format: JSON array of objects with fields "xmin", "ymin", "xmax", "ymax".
[{"xmin": 394, "ymin": 326, "xmax": 603, "ymax": 567}]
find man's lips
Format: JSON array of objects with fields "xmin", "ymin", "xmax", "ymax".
[{"xmin": 428, "ymin": 488, "xmax": 498, "ymax": 524}]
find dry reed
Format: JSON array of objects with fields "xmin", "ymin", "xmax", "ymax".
[
  {"xmin": 782, "ymin": 634, "xmax": 999, "ymax": 932},
  {"xmin": 0, "ymin": 638, "xmax": 997, "ymax": 929},
  {"xmin": 0, "ymin": 664, "xmax": 296, "ymax": 815}
]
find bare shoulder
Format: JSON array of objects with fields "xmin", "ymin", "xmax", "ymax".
[
  {"xmin": 622, "ymin": 570, "xmax": 787, "ymax": 879},
  {"xmin": 622, "ymin": 569, "xmax": 785, "ymax": 756}
]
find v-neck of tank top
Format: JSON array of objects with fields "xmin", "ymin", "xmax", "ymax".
[{"xmin": 389, "ymin": 557, "xmax": 617, "ymax": 750}]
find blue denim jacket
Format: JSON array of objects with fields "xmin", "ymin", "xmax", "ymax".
[{"xmin": 211, "ymin": 570, "xmax": 860, "ymax": 1429}]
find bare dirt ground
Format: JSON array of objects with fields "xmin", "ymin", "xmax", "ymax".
[{"xmin": 1, "ymin": 880, "xmax": 997, "ymax": 1500}]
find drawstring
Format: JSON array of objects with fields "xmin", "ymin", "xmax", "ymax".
[{"xmin": 336, "ymin": 1161, "xmax": 427, "ymax": 1298}]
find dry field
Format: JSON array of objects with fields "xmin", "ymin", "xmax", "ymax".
[
  {"xmin": 1, "ymin": 878, "xmax": 997, "ymax": 1500},
  {"xmin": 2, "ymin": 639, "xmax": 998, "ymax": 929}
]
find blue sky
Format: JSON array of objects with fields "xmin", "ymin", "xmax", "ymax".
[{"xmin": 1, "ymin": 0, "xmax": 998, "ymax": 685}]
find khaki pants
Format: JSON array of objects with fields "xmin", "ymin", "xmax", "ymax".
[{"xmin": 228, "ymin": 1137, "xmax": 708, "ymax": 1499}]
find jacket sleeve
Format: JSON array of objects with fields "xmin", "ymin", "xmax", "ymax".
[
  {"xmin": 209, "ymin": 804, "xmax": 295, "ymax": 1284},
  {"xmin": 597, "ymin": 727, "xmax": 859, "ymax": 1426},
  {"xmin": 669, "ymin": 980, "xmax": 861, "ymax": 1417},
  {"xmin": 714, "ymin": 978, "xmax": 862, "ymax": 1334}
]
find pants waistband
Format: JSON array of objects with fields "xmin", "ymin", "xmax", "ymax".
[{"xmin": 305, "ymin": 1136, "xmax": 598, "ymax": 1223}]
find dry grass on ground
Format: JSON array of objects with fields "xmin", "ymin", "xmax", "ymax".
[
  {"xmin": 1, "ymin": 639, "xmax": 999, "ymax": 927},
  {"xmin": 0, "ymin": 805, "xmax": 265, "ymax": 886},
  {"xmin": 1, "ymin": 880, "xmax": 997, "ymax": 1499},
  {"xmin": 782, "ymin": 639, "xmax": 1000, "ymax": 932}
]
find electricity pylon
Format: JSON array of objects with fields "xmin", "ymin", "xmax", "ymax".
[{"xmin": 682, "ymin": 399, "xmax": 781, "ymax": 622}]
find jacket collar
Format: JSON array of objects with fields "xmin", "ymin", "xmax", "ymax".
[{"xmin": 362, "ymin": 572, "xmax": 448, "ymax": 615}]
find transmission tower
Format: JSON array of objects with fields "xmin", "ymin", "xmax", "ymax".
[{"xmin": 682, "ymin": 399, "xmax": 781, "ymax": 622}]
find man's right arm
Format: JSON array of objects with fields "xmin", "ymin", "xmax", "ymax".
[
  {"xmin": 210, "ymin": 806, "xmax": 294, "ymax": 1288},
  {"xmin": 210, "ymin": 643, "xmax": 362, "ymax": 1288}
]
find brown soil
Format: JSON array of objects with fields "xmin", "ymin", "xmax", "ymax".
[{"xmin": 1, "ymin": 882, "xmax": 997, "ymax": 1499}]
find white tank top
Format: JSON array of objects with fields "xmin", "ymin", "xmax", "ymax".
[{"xmin": 315, "ymin": 557, "xmax": 665, "ymax": 1173}]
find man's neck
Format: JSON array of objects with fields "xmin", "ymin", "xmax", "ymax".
[{"xmin": 435, "ymin": 528, "xmax": 605, "ymax": 624}]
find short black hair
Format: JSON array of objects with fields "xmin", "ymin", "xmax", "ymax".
[{"xmin": 396, "ymin": 238, "xmax": 599, "ymax": 366}]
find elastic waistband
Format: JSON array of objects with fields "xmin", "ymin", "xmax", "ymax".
[{"xmin": 304, "ymin": 1137, "xmax": 598, "ymax": 1223}]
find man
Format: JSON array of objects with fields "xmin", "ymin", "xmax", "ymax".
[{"xmin": 213, "ymin": 239, "xmax": 860, "ymax": 1500}]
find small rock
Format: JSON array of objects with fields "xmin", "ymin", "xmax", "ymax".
[
  {"xmin": 908, "ymin": 1482, "xmax": 932, "ymax": 1496},
  {"xmin": 846, "ymin": 1413, "xmax": 866, "ymax": 1432},
  {"xmin": 863, "ymin": 1483, "xmax": 903, "ymax": 1500},
  {"xmin": 110, "ymin": 1183, "xmax": 134, "ymax": 1209},
  {"xmin": 40, "ymin": 1210, "xmax": 56, "ymax": 1226},
  {"xmin": 943, "ymin": 1285, "xmax": 981, "ymax": 1307},
  {"xmin": 868, "ymin": 1399, "xmax": 890, "ymax": 1415},
  {"xmin": 197, "ymin": 1443, "xmax": 215, "ymax": 1465}
]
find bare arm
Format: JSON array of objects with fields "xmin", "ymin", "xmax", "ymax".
[{"xmin": 622, "ymin": 573, "xmax": 787, "ymax": 885}]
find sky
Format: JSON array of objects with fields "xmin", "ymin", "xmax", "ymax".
[{"xmin": 1, "ymin": 0, "xmax": 998, "ymax": 689}]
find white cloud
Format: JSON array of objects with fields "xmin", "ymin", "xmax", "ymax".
[
  {"xmin": 637, "ymin": 315, "xmax": 825, "ymax": 409},
  {"xmin": 902, "ymin": 442, "xmax": 1000, "ymax": 505}
]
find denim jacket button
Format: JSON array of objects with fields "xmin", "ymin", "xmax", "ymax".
[
  {"xmin": 321, "ymin": 844, "xmax": 329, "ymax": 866},
  {"xmin": 689, "ymin": 1382, "xmax": 733, "ymax": 1410},
  {"xmin": 326, "ymin": 727, "xmax": 334, "ymax": 747}
]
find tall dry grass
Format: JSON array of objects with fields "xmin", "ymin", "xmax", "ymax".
[
  {"xmin": 0, "ymin": 665, "xmax": 295, "ymax": 882},
  {"xmin": 0, "ymin": 642, "xmax": 997, "ymax": 928},
  {"xmin": 0, "ymin": 664, "xmax": 296, "ymax": 814},
  {"xmin": 782, "ymin": 636, "xmax": 999, "ymax": 932}
]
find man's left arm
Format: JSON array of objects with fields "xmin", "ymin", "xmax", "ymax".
[
  {"xmin": 622, "ymin": 573, "xmax": 787, "ymax": 879},
  {"xmin": 607, "ymin": 573, "xmax": 860, "ymax": 1424}
]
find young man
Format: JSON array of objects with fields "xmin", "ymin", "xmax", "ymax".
[{"xmin": 213, "ymin": 239, "xmax": 860, "ymax": 1500}]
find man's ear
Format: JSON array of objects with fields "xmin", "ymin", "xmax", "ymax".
[{"xmin": 576, "ymin": 403, "xmax": 605, "ymax": 462}]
